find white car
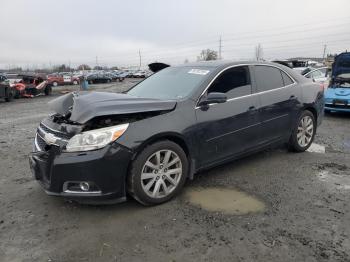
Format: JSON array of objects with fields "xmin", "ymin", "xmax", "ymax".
[{"xmin": 303, "ymin": 67, "xmax": 329, "ymax": 88}]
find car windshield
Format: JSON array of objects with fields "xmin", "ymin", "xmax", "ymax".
[{"xmin": 127, "ymin": 66, "xmax": 213, "ymax": 99}]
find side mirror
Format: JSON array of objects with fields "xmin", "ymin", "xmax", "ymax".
[{"xmin": 198, "ymin": 92, "xmax": 227, "ymax": 106}]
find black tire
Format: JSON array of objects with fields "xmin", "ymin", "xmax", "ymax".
[
  {"xmin": 72, "ymin": 80, "xmax": 78, "ymax": 85},
  {"xmin": 44, "ymin": 85, "xmax": 52, "ymax": 96},
  {"xmin": 127, "ymin": 140, "xmax": 188, "ymax": 206},
  {"xmin": 52, "ymin": 81, "xmax": 58, "ymax": 87},
  {"xmin": 14, "ymin": 90, "xmax": 20, "ymax": 99},
  {"xmin": 4, "ymin": 88, "xmax": 14, "ymax": 102},
  {"xmin": 288, "ymin": 110, "xmax": 316, "ymax": 152}
]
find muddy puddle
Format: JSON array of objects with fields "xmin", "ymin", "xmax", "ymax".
[{"xmin": 185, "ymin": 187, "xmax": 265, "ymax": 215}]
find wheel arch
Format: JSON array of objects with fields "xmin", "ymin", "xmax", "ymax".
[
  {"xmin": 303, "ymin": 106, "xmax": 318, "ymax": 123},
  {"xmin": 133, "ymin": 132, "xmax": 190, "ymax": 159},
  {"xmin": 129, "ymin": 132, "xmax": 195, "ymax": 179}
]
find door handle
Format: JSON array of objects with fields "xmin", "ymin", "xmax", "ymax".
[
  {"xmin": 248, "ymin": 106, "xmax": 256, "ymax": 111},
  {"xmin": 289, "ymin": 95, "xmax": 297, "ymax": 100}
]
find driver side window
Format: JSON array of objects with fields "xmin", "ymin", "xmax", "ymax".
[{"xmin": 207, "ymin": 66, "xmax": 251, "ymax": 99}]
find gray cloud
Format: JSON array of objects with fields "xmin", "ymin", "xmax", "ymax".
[{"xmin": 1, "ymin": 0, "xmax": 350, "ymax": 69}]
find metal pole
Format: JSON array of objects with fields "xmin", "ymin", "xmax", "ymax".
[
  {"xmin": 322, "ymin": 45, "xmax": 327, "ymax": 59},
  {"xmin": 219, "ymin": 36, "xmax": 222, "ymax": 60},
  {"xmin": 139, "ymin": 49, "xmax": 142, "ymax": 69}
]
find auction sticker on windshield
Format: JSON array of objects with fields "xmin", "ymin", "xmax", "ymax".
[{"xmin": 188, "ymin": 69, "xmax": 210, "ymax": 75}]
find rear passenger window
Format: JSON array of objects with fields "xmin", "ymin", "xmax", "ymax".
[
  {"xmin": 281, "ymin": 71, "xmax": 294, "ymax": 86},
  {"xmin": 207, "ymin": 66, "xmax": 251, "ymax": 99},
  {"xmin": 255, "ymin": 66, "xmax": 284, "ymax": 92}
]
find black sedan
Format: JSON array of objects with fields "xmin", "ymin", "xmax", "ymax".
[
  {"xmin": 29, "ymin": 61, "xmax": 324, "ymax": 205},
  {"xmin": 86, "ymin": 74, "xmax": 112, "ymax": 84}
]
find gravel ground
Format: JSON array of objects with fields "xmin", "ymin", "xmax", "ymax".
[{"xmin": 0, "ymin": 80, "xmax": 349, "ymax": 262}]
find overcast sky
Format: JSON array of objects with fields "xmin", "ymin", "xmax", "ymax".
[{"xmin": 1, "ymin": 0, "xmax": 350, "ymax": 69}]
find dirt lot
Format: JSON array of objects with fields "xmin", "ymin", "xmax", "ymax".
[{"xmin": 0, "ymin": 80, "xmax": 350, "ymax": 262}]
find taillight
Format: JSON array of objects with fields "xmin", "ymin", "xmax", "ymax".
[{"xmin": 319, "ymin": 83, "xmax": 325, "ymax": 92}]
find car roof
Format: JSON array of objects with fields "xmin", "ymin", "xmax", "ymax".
[
  {"xmin": 174, "ymin": 60, "xmax": 282, "ymax": 70},
  {"xmin": 173, "ymin": 60, "xmax": 307, "ymax": 83}
]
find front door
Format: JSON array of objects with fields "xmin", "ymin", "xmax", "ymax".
[{"xmin": 195, "ymin": 66, "xmax": 260, "ymax": 167}]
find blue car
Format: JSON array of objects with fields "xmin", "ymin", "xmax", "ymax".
[{"xmin": 324, "ymin": 52, "xmax": 350, "ymax": 113}]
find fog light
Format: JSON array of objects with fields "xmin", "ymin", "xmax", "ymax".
[{"xmin": 79, "ymin": 182, "xmax": 90, "ymax": 191}]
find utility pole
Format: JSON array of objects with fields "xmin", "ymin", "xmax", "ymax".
[
  {"xmin": 219, "ymin": 36, "xmax": 222, "ymax": 60},
  {"xmin": 322, "ymin": 44, "xmax": 327, "ymax": 59},
  {"xmin": 138, "ymin": 49, "xmax": 142, "ymax": 69}
]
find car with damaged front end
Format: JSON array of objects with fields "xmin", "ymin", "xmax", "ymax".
[
  {"xmin": 29, "ymin": 61, "xmax": 324, "ymax": 205},
  {"xmin": 325, "ymin": 52, "xmax": 350, "ymax": 113}
]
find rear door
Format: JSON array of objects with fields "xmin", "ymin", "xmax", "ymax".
[
  {"xmin": 195, "ymin": 66, "xmax": 260, "ymax": 167},
  {"xmin": 253, "ymin": 65, "xmax": 300, "ymax": 144}
]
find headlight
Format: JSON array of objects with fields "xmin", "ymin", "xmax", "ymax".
[{"xmin": 65, "ymin": 123, "xmax": 129, "ymax": 152}]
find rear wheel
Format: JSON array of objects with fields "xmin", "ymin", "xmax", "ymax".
[
  {"xmin": 52, "ymin": 81, "xmax": 58, "ymax": 87},
  {"xmin": 127, "ymin": 140, "xmax": 188, "ymax": 205},
  {"xmin": 72, "ymin": 80, "xmax": 78, "ymax": 85},
  {"xmin": 44, "ymin": 85, "xmax": 52, "ymax": 96},
  {"xmin": 288, "ymin": 110, "xmax": 316, "ymax": 152}
]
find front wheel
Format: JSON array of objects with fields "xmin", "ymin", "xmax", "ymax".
[
  {"xmin": 127, "ymin": 140, "xmax": 188, "ymax": 205},
  {"xmin": 288, "ymin": 110, "xmax": 316, "ymax": 152},
  {"xmin": 5, "ymin": 88, "xmax": 14, "ymax": 102}
]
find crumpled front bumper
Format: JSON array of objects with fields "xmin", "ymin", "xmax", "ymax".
[{"xmin": 29, "ymin": 133, "xmax": 133, "ymax": 204}]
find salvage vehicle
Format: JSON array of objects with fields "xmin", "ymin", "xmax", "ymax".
[
  {"xmin": 13, "ymin": 75, "xmax": 52, "ymax": 98},
  {"xmin": 324, "ymin": 52, "xmax": 350, "ymax": 113},
  {"xmin": 0, "ymin": 74, "xmax": 15, "ymax": 102},
  {"xmin": 47, "ymin": 74, "xmax": 80, "ymax": 87},
  {"xmin": 303, "ymin": 67, "xmax": 329, "ymax": 88},
  {"xmin": 86, "ymin": 73, "xmax": 112, "ymax": 84},
  {"xmin": 29, "ymin": 61, "xmax": 324, "ymax": 205}
]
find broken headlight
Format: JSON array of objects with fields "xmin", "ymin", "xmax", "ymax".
[{"xmin": 65, "ymin": 123, "xmax": 129, "ymax": 152}]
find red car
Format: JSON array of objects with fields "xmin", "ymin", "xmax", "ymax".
[
  {"xmin": 47, "ymin": 74, "xmax": 80, "ymax": 86},
  {"xmin": 12, "ymin": 75, "xmax": 52, "ymax": 98}
]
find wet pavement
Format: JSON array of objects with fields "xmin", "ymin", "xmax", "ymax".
[{"xmin": 0, "ymin": 81, "xmax": 350, "ymax": 261}]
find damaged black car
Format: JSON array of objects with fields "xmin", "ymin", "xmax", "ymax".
[{"xmin": 29, "ymin": 61, "xmax": 324, "ymax": 205}]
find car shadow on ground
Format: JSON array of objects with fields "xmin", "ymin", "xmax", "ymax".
[{"xmin": 46, "ymin": 146, "xmax": 289, "ymax": 213}]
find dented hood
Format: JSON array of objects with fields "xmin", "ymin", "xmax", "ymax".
[{"xmin": 48, "ymin": 92, "xmax": 177, "ymax": 124}]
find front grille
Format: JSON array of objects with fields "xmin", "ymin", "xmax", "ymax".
[
  {"xmin": 36, "ymin": 134, "xmax": 47, "ymax": 151},
  {"xmin": 39, "ymin": 123, "xmax": 71, "ymax": 140}
]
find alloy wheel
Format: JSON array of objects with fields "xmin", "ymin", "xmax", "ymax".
[
  {"xmin": 297, "ymin": 115, "xmax": 314, "ymax": 147},
  {"xmin": 141, "ymin": 150, "xmax": 182, "ymax": 198}
]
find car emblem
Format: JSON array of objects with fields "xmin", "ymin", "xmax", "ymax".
[{"xmin": 44, "ymin": 133, "xmax": 57, "ymax": 144}]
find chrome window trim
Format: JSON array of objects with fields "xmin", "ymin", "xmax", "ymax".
[{"xmin": 195, "ymin": 63, "xmax": 297, "ymax": 109}]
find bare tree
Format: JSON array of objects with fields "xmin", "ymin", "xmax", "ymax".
[
  {"xmin": 197, "ymin": 49, "xmax": 218, "ymax": 61},
  {"xmin": 77, "ymin": 64, "xmax": 91, "ymax": 70},
  {"xmin": 255, "ymin": 44, "xmax": 264, "ymax": 61}
]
